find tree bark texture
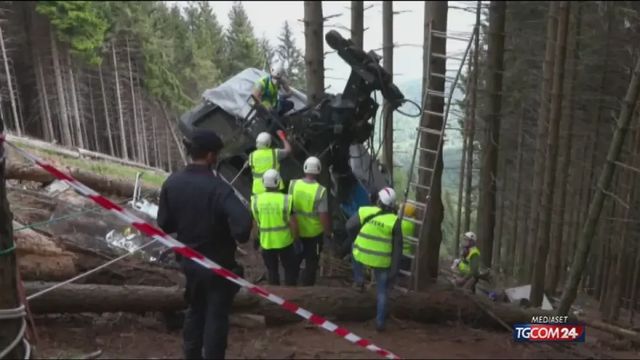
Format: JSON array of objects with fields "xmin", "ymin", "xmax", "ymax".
[
  {"xmin": 50, "ymin": 29, "xmax": 73, "ymax": 146},
  {"xmin": 463, "ymin": 1, "xmax": 482, "ymax": 233},
  {"xmin": 558, "ymin": 52, "xmax": 640, "ymax": 316},
  {"xmin": 530, "ymin": 1, "xmax": 570, "ymax": 307},
  {"xmin": 0, "ymin": 119, "xmax": 24, "ymax": 358},
  {"xmin": 476, "ymin": 0, "xmax": 506, "ymax": 268},
  {"xmin": 350, "ymin": 1, "xmax": 364, "ymax": 49},
  {"xmin": 304, "ymin": 1, "xmax": 325, "ymax": 105},
  {"xmin": 546, "ymin": 4, "xmax": 578, "ymax": 295},
  {"xmin": 415, "ymin": 1, "xmax": 447, "ymax": 289},
  {"xmin": 523, "ymin": 2, "xmax": 559, "ymax": 281},
  {"xmin": 24, "ymin": 282, "xmax": 571, "ymax": 331},
  {"xmin": 112, "ymin": 42, "xmax": 128, "ymax": 160},
  {"xmin": 382, "ymin": 1, "xmax": 394, "ymax": 181}
]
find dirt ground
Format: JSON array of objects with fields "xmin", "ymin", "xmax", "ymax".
[{"xmin": 32, "ymin": 311, "xmax": 640, "ymax": 359}]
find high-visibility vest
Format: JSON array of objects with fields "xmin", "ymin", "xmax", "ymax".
[
  {"xmin": 457, "ymin": 246, "xmax": 481, "ymax": 276},
  {"xmin": 288, "ymin": 179, "xmax": 326, "ymax": 238},
  {"xmin": 401, "ymin": 219, "xmax": 415, "ymax": 256},
  {"xmin": 258, "ymin": 76, "xmax": 279, "ymax": 109},
  {"xmin": 249, "ymin": 148, "xmax": 283, "ymax": 194},
  {"xmin": 358, "ymin": 206, "xmax": 382, "ymax": 223},
  {"xmin": 353, "ymin": 213, "xmax": 398, "ymax": 269},
  {"xmin": 250, "ymin": 192, "xmax": 293, "ymax": 250}
]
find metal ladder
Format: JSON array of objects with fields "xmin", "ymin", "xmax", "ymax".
[{"xmin": 396, "ymin": 22, "xmax": 477, "ymax": 291}]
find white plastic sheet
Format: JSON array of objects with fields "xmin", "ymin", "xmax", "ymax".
[{"xmin": 201, "ymin": 68, "xmax": 308, "ymax": 120}]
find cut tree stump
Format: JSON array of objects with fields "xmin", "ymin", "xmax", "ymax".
[{"xmin": 24, "ymin": 282, "xmax": 571, "ymax": 330}]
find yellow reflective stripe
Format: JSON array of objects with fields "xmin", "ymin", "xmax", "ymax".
[
  {"xmin": 271, "ymin": 149, "xmax": 277, "ymax": 170},
  {"xmin": 354, "ymin": 244, "xmax": 391, "ymax": 258},
  {"xmin": 312, "ymin": 184, "xmax": 323, "ymax": 213},
  {"xmin": 357, "ymin": 232, "xmax": 392, "ymax": 244},
  {"xmin": 259, "ymin": 225, "xmax": 290, "ymax": 232},
  {"xmin": 251, "ymin": 195, "xmax": 259, "ymax": 219},
  {"xmin": 288, "ymin": 179, "xmax": 297, "ymax": 196},
  {"xmin": 283, "ymin": 194, "xmax": 291, "ymax": 221}
]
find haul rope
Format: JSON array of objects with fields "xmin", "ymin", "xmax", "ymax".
[
  {"xmin": 1, "ymin": 135, "xmax": 400, "ymax": 360},
  {"xmin": 0, "ymin": 305, "xmax": 31, "ymax": 359}
]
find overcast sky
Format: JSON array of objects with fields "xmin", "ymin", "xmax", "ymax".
[{"xmin": 170, "ymin": 1, "xmax": 478, "ymax": 90}]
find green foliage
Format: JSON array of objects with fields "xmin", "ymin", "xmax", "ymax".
[
  {"xmin": 223, "ymin": 2, "xmax": 263, "ymax": 78},
  {"xmin": 277, "ymin": 21, "xmax": 306, "ymax": 89},
  {"xmin": 37, "ymin": 1, "xmax": 109, "ymax": 65}
]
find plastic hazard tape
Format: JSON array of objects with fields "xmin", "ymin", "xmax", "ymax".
[{"xmin": 2, "ymin": 137, "xmax": 400, "ymax": 360}]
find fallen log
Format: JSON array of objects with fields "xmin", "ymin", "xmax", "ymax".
[
  {"xmin": 5, "ymin": 163, "xmax": 160, "ymax": 198},
  {"xmin": 24, "ymin": 282, "xmax": 568, "ymax": 330},
  {"xmin": 586, "ymin": 319, "xmax": 640, "ymax": 344},
  {"xmin": 14, "ymin": 221, "xmax": 78, "ymax": 281}
]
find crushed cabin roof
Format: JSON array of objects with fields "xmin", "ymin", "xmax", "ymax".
[{"xmin": 201, "ymin": 68, "xmax": 308, "ymax": 120}]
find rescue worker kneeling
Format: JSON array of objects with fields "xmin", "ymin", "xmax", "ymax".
[
  {"xmin": 454, "ymin": 231, "xmax": 482, "ymax": 292},
  {"xmin": 347, "ymin": 187, "xmax": 403, "ymax": 332},
  {"xmin": 251, "ymin": 169, "xmax": 299, "ymax": 286}
]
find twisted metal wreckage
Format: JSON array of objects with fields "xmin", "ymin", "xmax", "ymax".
[{"xmin": 178, "ymin": 30, "xmax": 415, "ymax": 257}]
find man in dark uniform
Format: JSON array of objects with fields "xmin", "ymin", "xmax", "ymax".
[{"xmin": 157, "ymin": 129, "xmax": 252, "ymax": 359}]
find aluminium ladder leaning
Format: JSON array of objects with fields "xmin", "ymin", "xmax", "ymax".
[{"xmin": 396, "ymin": 22, "xmax": 478, "ymax": 291}]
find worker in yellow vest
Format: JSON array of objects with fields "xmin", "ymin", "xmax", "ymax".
[
  {"xmin": 251, "ymin": 169, "xmax": 299, "ymax": 286},
  {"xmin": 349, "ymin": 187, "xmax": 403, "ymax": 332},
  {"xmin": 288, "ymin": 156, "xmax": 332, "ymax": 286},
  {"xmin": 251, "ymin": 62, "xmax": 294, "ymax": 117},
  {"xmin": 398, "ymin": 202, "xmax": 417, "ymax": 272},
  {"xmin": 455, "ymin": 231, "xmax": 481, "ymax": 291},
  {"xmin": 249, "ymin": 130, "xmax": 291, "ymax": 194}
]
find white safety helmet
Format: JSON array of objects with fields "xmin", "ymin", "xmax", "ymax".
[
  {"xmin": 262, "ymin": 169, "xmax": 281, "ymax": 189},
  {"xmin": 377, "ymin": 187, "xmax": 397, "ymax": 208},
  {"xmin": 464, "ymin": 231, "xmax": 477, "ymax": 242},
  {"xmin": 303, "ymin": 156, "xmax": 322, "ymax": 175},
  {"xmin": 256, "ymin": 132, "xmax": 272, "ymax": 149},
  {"xmin": 270, "ymin": 62, "xmax": 285, "ymax": 80}
]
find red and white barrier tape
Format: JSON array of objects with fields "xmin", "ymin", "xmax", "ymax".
[{"xmin": 2, "ymin": 136, "xmax": 399, "ymax": 360}]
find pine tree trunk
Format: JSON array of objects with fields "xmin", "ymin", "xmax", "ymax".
[
  {"xmin": 463, "ymin": 1, "xmax": 482, "ymax": 233},
  {"xmin": 415, "ymin": 1, "xmax": 447, "ymax": 289},
  {"xmin": 0, "ymin": 118, "xmax": 23, "ymax": 358},
  {"xmin": 557, "ymin": 54, "xmax": 640, "ymax": 316},
  {"xmin": 304, "ymin": 1, "xmax": 325, "ymax": 105},
  {"xmin": 67, "ymin": 53, "xmax": 84, "ymax": 148},
  {"xmin": 382, "ymin": 1, "xmax": 394, "ymax": 180},
  {"xmin": 350, "ymin": 1, "xmax": 364, "ymax": 49},
  {"xmin": 126, "ymin": 37, "xmax": 141, "ymax": 162},
  {"xmin": 524, "ymin": 2, "xmax": 558, "ymax": 281},
  {"xmin": 112, "ymin": 42, "xmax": 128, "ymax": 160},
  {"xmin": 151, "ymin": 108, "xmax": 159, "ymax": 167},
  {"xmin": 88, "ymin": 76, "xmax": 100, "ymax": 152},
  {"xmin": 530, "ymin": 1, "xmax": 570, "ymax": 307},
  {"xmin": 139, "ymin": 95, "xmax": 148, "ymax": 165},
  {"xmin": 98, "ymin": 64, "xmax": 115, "ymax": 156},
  {"xmin": 455, "ymin": 60, "xmax": 473, "ymax": 251},
  {"xmin": 510, "ymin": 107, "xmax": 525, "ymax": 277},
  {"xmin": 546, "ymin": 5, "xmax": 578, "ymax": 295},
  {"xmin": 606, "ymin": 127, "xmax": 640, "ymax": 321},
  {"xmin": 137, "ymin": 76, "xmax": 149, "ymax": 165},
  {"xmin": 160, "ymin": 106, "xmax": 187, "ymax": 165},
  {"xmin": 50, "ymin": 29, "xmax": 72, "ymax": 146},
  {"xmin": 476, "ymin": 0, "xmax": 506, "ymax": 268},
  {"xmin": 78, "ymin": 72, "xmax": 89, "ymax": 149},
  {"xmin": 0, "ymin": 25, "xmax": 22, "ymax": 136},
  {"xmin": 166, "ymin": 126, "xmax": 173, "ymax": 172},
  {"xmin": 35, "ymin": 49, "xmax": 54, "ymax": 141}
]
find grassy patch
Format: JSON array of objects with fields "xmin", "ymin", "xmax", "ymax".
[{"xmin": 13, "ymin": 143, "xmax": 168, "ymax": 188}]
